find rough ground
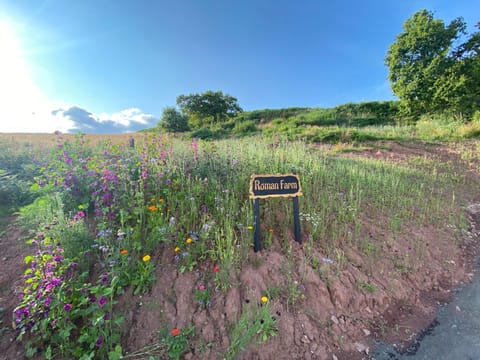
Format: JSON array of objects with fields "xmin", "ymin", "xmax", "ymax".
[{"xmin": 1, "ymin": 141, "xmax": 479, "ymax": 360}]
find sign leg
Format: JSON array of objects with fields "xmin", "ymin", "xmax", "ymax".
[
  {"xmin": 254, "ymin": 199, "xmax": 262, "ymax": 252},
  {"xmin": 293, "ymin": 197, "xmax": 302, "ymax": 244}
]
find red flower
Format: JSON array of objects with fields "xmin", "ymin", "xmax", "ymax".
[
  {"xmin": 171, "ymin": 328, "xmax": 180, "ymax": 336},
  {"xmin": 213, "ymin": 266, "xmax": 219, "ymax": 273}
]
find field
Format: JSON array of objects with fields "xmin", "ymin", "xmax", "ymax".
[{"xmin": 1, "ymin": 132, "xmax": 480, "ymax": 359}]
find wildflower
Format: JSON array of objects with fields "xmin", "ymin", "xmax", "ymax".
[
  {"xmin": 198, "ymin": 284, "xmax": 205, "ymax": 291},
  {"xmin": 261, "ymin": 296, "xmax": 268, "ymax": 303},
  {"xmin": 120, "ymin": 249, "xmax": 128, "ymax": 255},
  {"xmin": 95, "ymin": 336, "xmax": 104, "ymax": 347},
  {"xmin": 186, "ymin": 237, "xmax": 193, "ymax": 244},
  {"xmin": 174, "ymin": 246, "xmax": 180, "ymax": 253},
  {"xmin": 98, "ymin": 296, "xmax": 107, "ymax": 307},
  {"xmin": 101, "ymin": 273, "xmax": 109, "ymax": 285},
  {"xmin": 268, "ymin": 228, "xmax": 274, "ymax": 233},
  {"xmin": 142, "ymin": 255, "xmax": 151, "ymax": 262},
  {"xmin": 213, "ymin": 266, "xmax": 219, "ymax": 273},
  {"xmin": 181, "ymin": 252, "xmax": 188, "ymax": 257},
  {"xmin": 148, "ymin": 205, "xmax": 158, "ymax": 211},
  {"xmin": 247, "ymin": 225, "xmax": 254, "ymax": 230},
  {"xmin": 63, "ymin": 303, "xmax": 72, "ymax": 311},
  {"xmin": 44, "ymin": 297, "xmax": 52, "ymax": 307},
  {"xmin": 171, "ymin": 328, "xmax": 180, "ymax": 336},
  {"xmin": 159, "ymin": 198, "xmax": 164, "ymax": 203}
]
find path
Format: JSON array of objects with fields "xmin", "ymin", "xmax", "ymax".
[{"xmin": 373, "ymin": 204, "xmax": 480, "ymax": 360}]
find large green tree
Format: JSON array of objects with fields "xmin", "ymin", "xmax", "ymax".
[
  {"xmin": 176, "ymin": 90, "xmax": 243, "ymax": 128},
  {"xmin": 159, "ymin": 106, "xmax": 189, "ymax": 132},
  {"xmin": 385, "ymin": 9, "xmax": 479, "ymax": 117}
]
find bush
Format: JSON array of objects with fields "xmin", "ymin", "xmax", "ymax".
[
  {"xmin": 190, "ymin": 128, "xmax": 225, "ymax": 140},
  {"xmin": 232, "ymin": 120, "xmax": 257, "ymax": 136}
]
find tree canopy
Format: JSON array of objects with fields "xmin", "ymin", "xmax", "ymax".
[
  {"xmin": 385, "ymin": 9, "xmax": 479, "ymax": 118},
  {"xmin": 159, "ymin": 106, "xmax": 189, "ymax": 133},
  {"xmin": 176, "ymin": 90, "xmax": 243, "ymax": 128}
]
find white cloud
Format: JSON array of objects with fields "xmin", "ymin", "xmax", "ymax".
[
  {"xmin": 53, "ymin": 106, "xmax": 158, "ymax": 133},
  {"xmin": 98, "ymin": 108, "xmax": 156, "ymax": 127},
  {"xmin": 0, "ymin": 21, "xmax": 157, "ymax": 133}
]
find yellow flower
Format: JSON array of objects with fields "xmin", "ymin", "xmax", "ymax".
[
  {"xmin": 186, "ymin": 238, "xmax": 193, "ymax": 244},
  {"xmin": 261, "ymin": 296, "xmax": 268, "ymax": 303},
  {"xmin": 148, "ymin": 205, "xmax": 158, "ymax": 211},
  {"xmin": 174, "ymin": 246, "xmax": 180, "ymax": 252},
  {"xmin": 142, "ymin": 255, "xmax": 151, "ymax": 262},
  {"xmin": 247, "ymin": 225, "xmax": 254, "ymax": 230}
]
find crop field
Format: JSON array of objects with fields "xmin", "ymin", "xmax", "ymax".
[{"xmin": 0, "ymin": 132, "xmax": 479, "ymax": 359}]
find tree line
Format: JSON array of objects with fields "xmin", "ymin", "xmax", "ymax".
[{"xmin": 158, "ymin": 9, "xmax": 479, "ymax": 133}]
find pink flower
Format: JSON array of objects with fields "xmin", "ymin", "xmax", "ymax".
[{"xmin": 198, "ymin": 284, "xmax": 205, "ymax": 291}]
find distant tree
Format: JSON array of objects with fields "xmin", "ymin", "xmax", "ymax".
[
  {"xmin": 159, "ymin": 107, "xmax": 189, "ymax": 132},
  {"xmin": 176, "ymin": 90, "xmax": 243, "ymax": 128},
  {"xmin": 385, "ymin": 9, "xmax": 471, "ymax": 117}
]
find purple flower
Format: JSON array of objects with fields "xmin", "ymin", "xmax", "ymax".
[
  {"xmin": 104, "ymin": 312, "xmax": 110, "ymax": 320},
  {"xmin": 98, "ymin": 296, "xmax": 107, "ymax": 307},
  {"xmin": 101, "ymin": 273, "xmax": 109, "ymax": 285},
  {"xmin": 63, "ymin": 303, "xmax": 72, "ymax": 311},
  {"xmin": 95, "ymin": 336, "xmax": 103, "ymax": 347},
  {"xmin": 53, "ymin": 254, "xmax": 63, "ymax": 263},
  {"xmin": 44, "ymin": 297, "xmax": 52, "ymax": 307}
]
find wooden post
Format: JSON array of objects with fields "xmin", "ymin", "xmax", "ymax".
[
  {"xmin": 254, "ymin": 198, "xmax": 262, "ymax": 252},
  {"xmin": 292, "ymin": 197, "xmax": 302, "ymax": 244}
]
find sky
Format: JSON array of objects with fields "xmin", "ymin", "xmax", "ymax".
[{"xmin": 0, "ymin": 0, "xmax": 478, "ymax": 133}]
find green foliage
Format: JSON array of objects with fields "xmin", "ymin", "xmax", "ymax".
[
  {"xmin": 226, "ymin": 299, "xmax": 278, "ymax": 359},
  {"xmin": 190, "ymin": 127, "xmax": 225, "ymax": 140},
  {"xmin": 385, "ymin": 9, "xmax": 479, "ymax": 117},
  {"xmin": 177, "ymin": 90, "xmax": 242, "ymax": 128},
  {"xmin": 159, "ymin": 107, "xmax": 190, "ymax": 133},
  {"xmin": 0, "ymin": 144, "xmax": 41, "ymax": 211},
  {"xmin": 232, "ymin": 120, "xmax": 257, "ymax": 136},
  {"xmin": 161, "ymin": 326, "xmax": 195, "ymax": 360}
]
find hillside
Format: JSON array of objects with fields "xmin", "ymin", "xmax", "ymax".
[{"xmin": 0, "ymin": 133, "xmax": 479, "ymax": 360}]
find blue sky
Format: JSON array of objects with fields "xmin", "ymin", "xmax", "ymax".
[{"xmin": 0, "ymin": 0, "xmax": 478, "ymax": 133}]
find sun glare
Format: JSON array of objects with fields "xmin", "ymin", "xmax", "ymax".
[{"xmin": 0, "ymin": 21, "xmax": 70, "ymax": 132}]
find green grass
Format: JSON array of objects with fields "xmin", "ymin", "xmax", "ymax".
[{"xmin": 3, "ymin": 132, "xmax": 478, "ymax": 359}]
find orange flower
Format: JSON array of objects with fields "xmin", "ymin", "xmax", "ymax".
[
  {"xmin": 148, "ymin": 205, "xmax": 158, "ymax": 211},
  {"xmin": 120, "ymin": 249, "xmax": 128, "ymax": 255},
  {"xmin": 158, "ymin": 198, "xmax": 164, "ymax": 203},
  {"xmin": 171, "ymin": 328, "xmax": 180, "ymax": 336},
  {"xmin": 268, "ymin": 228, "xmax": 273, "ymax": 233}
]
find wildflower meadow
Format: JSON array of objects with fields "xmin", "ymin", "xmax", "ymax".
[{"xmin": 2, "ymin": 132, "xmax": 478, "ymax": 359}]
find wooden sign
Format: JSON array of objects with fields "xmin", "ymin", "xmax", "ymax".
[
  {"xmin": 250, "ymin": 174, "xmax": 302, "ymax": 252},
  {"xmin": 249, "ymin": 174, "xmax": 303, "ymax": 199}
]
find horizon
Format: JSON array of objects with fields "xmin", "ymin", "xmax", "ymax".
[{"xmin": 1, "ymin": 0, "xmax": 478, "ymax": 133}]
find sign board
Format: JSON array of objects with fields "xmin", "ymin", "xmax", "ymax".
[
  {"xmin": 249, "ymin": 174, "xmax": 303, "ymax": 252},
  {"xmin": 249, "ymin": 174, "xmax": 303, "ymax": 199}
]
